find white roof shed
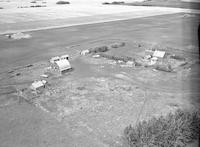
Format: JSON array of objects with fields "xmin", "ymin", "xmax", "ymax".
[
  {"xmin": 30, "ymin": 80, "xmax": 47, "ymax": 91},
  {"xmin": 55, "ymin": 60, "xmax": 71, "ymax": 72},
  {"xmin": 50, "ymin": 56, "xmax": 60, "ymax": 64},
  {"xmin": 60, "ymin": 54, "xmax": 69, "ymax": 60},
  {"xmin": 153, "ymin": 50, "xmax": 165, "ymax": 58}
]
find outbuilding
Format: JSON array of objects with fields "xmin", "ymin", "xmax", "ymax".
[
  {"xmin": 30, "ymin": 80, "xmax": 47, "ymax": 91},
  {"xmin": 55, "ymin": 59, "xmax": 71, "ymax": 73},
  {"xmin": 50, "ymin": 56, "xmax": 60, "ymax": 64},
  {"xmin": 49, "ymin": 54, "xmax": 71, "ymax": 73}
]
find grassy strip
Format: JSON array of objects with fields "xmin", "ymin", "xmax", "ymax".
[{"xmin": 124, "ymin": 109, "xmax": 200, "ymax": 147}]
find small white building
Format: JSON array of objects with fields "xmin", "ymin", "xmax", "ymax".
[
  {"xmin": 30, "ymin": 80, "xmax": 47, "ymax": 91},
  {"xmin": 50, "ymin": 56, "xmax": 60, "ymax": 64},
  {"xmin": 150, "ymin": 57, "xmax": 158, "ymax": 65},
  {"xmin": 55, "ymin": 59, "xmax": 71, "ymax": 73},
  {"xmin": 153, "ymin": 50, "xmax": 165, "ymax": 58},
  {"xmin": 60, "ymin": 54, "xmax": 69, "ymax": 60}
]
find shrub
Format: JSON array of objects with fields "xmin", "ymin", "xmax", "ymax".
[
  {"xmin": 110, "ymin": 42, "xmax": 125, "ymax": 48},
  {"xmin": 30, "ymin": 5, "xmax": 46, "ymax": 7},
  {"xmin": 111, "ymin": 1, "xmax": 125, "ymax": 4},
  {"xmin": 90, "ymin": 46, "xmax": 108, "ymax": 53},
  {"xmin": 102, "ymin": 2, "xmax": 110, "ymax": 5},
  {"xmin": 0, "ymin": 7, "xmax": 3, "ymax": 9},
  {"xmin": 99, "ymin": 53, "xmax": 135, "ymax": 62},
  {"xmin": 155, "ymin": 64, "xmax": 172, "ymax": 72},
  {"xmin": 56, "ymin": 1, "xmax": 70, "ymax": 4},
  {"xmin": 170, "ymin": 54, "xmax": 186, "ymax": 61},
  {"xmin": 124, "ymin": 109, "xmax": 200, "ymax": 147},
  {"xmin": 30, "ymin": 1, "xmax": 36, "ymax": 3}
]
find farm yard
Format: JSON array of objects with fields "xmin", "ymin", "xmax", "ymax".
[{"xmin": 0, "ymin": 1, "xmax": 200, "ymax": 147}]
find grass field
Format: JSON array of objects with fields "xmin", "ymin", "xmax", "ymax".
[{"xmin": 0, "ymin": 12, "xmax": 199, "ymax": 147}]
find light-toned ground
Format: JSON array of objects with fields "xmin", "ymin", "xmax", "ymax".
[
  {"xmin": 0, "ymin": 0, "xmax": 144, "ymax": 9},
  {"xmin": 0, "ymin": 0, "xmax": 199, "ymax": 146},
  {"xmin": 0, "ymin": 12, "xmax": 199, "ymax": 147},
  {"xmin": 0, "ymin": 0, "xmax": 200, "ymax": 34}
]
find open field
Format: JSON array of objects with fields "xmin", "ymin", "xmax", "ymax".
[
  {"xmin": 0, "ymin": 11, "xmax": 199, "ymax": 147},
  {"xmin": 106, "ymin": 0, "xmax": 200, "ymax": 10},
  {"xmin": 1, "ymin": 5, "xmax": 199, "ymax": 34}
]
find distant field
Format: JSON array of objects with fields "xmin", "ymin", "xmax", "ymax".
[
  {"xmin": 124, "ymin": 0, "xmax": 200, "ymax": 9},
  {"xmin": 0, "ymin": 0, "xmax": 143, "ymax": 9}
]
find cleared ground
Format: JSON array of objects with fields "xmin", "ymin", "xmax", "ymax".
[
  {"xmin": 0, "ymin": 12, "xmax": 199, "ymax": 147},
  {"xmin": 124, "ymin": 0, "xmax": 200, "ymax": 10},
  {"xmin": 0, "ymin": 5, "xmax": 199, "ymax": 34}
]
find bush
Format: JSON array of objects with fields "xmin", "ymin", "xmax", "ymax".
[
  {"xmin": 90, "ymin": 46, "xmax": 109, "ymax": 53},
  {"xmin": 0, "ymin": 7, "xmax": 3, "ymax": 9},
  {"xmin": 30, "ymin": 5, "xmax": 46, "ymax": 7},
  {"xmin": 102, "ymin": 2, "xmax": 110, "ymax": 5},
  {"xmin": 155, "ymin": 64, "xmax": 172, "ymax": 72},
  {"xmin": 99, "ymin": 53, "xmax": 135, "ymax": 62},
  {"xmin": 110, "ymin": 42, "xmax": 125, "ymax": 48},
  {"xmin": 56, "ymin": 1, "xmax": 70, "ymax": 4},
  {"xmin": 170, "ymin": 54, "xmax": 186, "ymax": 61},
  {"xmin": 124, "ymin": 109, "xmax": 200, "ymax": 147},
  {"xmin": 111, "ymin": 1, "xmax": 125, "ymax": 4}
]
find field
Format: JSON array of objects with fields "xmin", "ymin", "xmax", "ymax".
[
  {"xmin": 0, "ymin": 1, "xmax": 200, "ymax": 147},
  {"xmin": 111, "ymin": 0, "xmax": 200, "ymax": 10}
]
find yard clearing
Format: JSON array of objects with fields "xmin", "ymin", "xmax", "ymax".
[{"xmin": 0, "ymin": 12, "xmax": 199, "ymax": 147}]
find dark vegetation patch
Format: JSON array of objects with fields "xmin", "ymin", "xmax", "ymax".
[
  {"xmin": 99, "ymin": 53, "xmax": 135, "ymax": 63},
  {"xmin": 110, "ymin": 42, "xmax": 125, "ymax": 48},
  {"xmin": 155, "ymin": 64, "xmax": 172, "ymax": 72},
  {"xmin": 89, "ymin": 46, "xmax": 109, "ymax": 53},
  {"xmin": 124, "ymin": 0, "xmax": 200, "ymax": 10},
  {"xmin": 30, "ymin": 5, "xmax": 46, "ymax": 7},
  {"xmin": 56, "ymin": 1, "xmax": 70, "ymax": 4},
  {"xmin": 102, "ymin": 1, "xmax": 125, "ymax": 5},
  {"xmin": 124, "ymin": 109, "xmax": 200, "ymax": 147},
  {"xmin": 0, "ymin": 7, "xmax": 3, "ymax": 9},
  {"xmin": 30, "ymin": 1, "xmax": 36, "ymax": 3},
  {"xmin": 170, "ymin": 54, "xmax": 186, "ymax": 61}
]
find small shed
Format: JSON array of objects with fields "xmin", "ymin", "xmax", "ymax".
[
  {"xmin": 60, "ymin": 54, "xmax": 69, "ymax": 60},
  {"xmin": 153, "ymin": 50, "xmax": 165, "ymax": 58},
  {"xmin": 150, "ymin": 57, "xmax": 158, "ymax": 65},
  {"xmin": 145, "ymin": 50, "xmax": 154, "ymax": 56},
  {"xmin": 55, "ymin": 59, "xmax": 71, "ymax": 73},
  {"xmin": 50, "ymin": 56, "xmax": 60, "ymax": 64},
  {"xmin": 30, "ymin": 80, "xmax": 47, "ymax": 91}
]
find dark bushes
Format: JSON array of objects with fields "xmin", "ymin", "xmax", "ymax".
[
  {"xmin": 112, "ymin": 1, "xmax": 125, "ymax": 4},
  {"xmin": 56, "ymin": 1, "xmax": 70, "ymax": 4},
  {"xmin": 102, "ymin": 2, "xmax": 110, "ymax": 5},
  {"xmin": 111, "ymin": 42, "xmax": 125, "ymax": 48},
  {"xmin": 90, "ymin": 46, "xmax": 108, "ymax": 53},
  {"xmin": 124, "ymin": 109, "xmax": 200, "ymax": 147},
  {"xmin": 99, "ymin": 54, "xmax": 135, "ymax": 62},
  {"xmin": 170, "ymin": 54, "xmax": 186, "ymax": 61},
  {"xmin": 30, "ymin": 5, "xmax": 46, "ymax": 7},
  {"xmin": 102, "ymin": 1, "xmax": 125, "ymax": 5},
  {"xmin": 155, "ymin": 64, "xmax": 172, "ymax": 72}
]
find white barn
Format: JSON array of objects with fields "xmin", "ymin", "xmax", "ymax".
[{"xmin": 49, "ymin": 54, "xmax": 71, "ymax": 73}]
